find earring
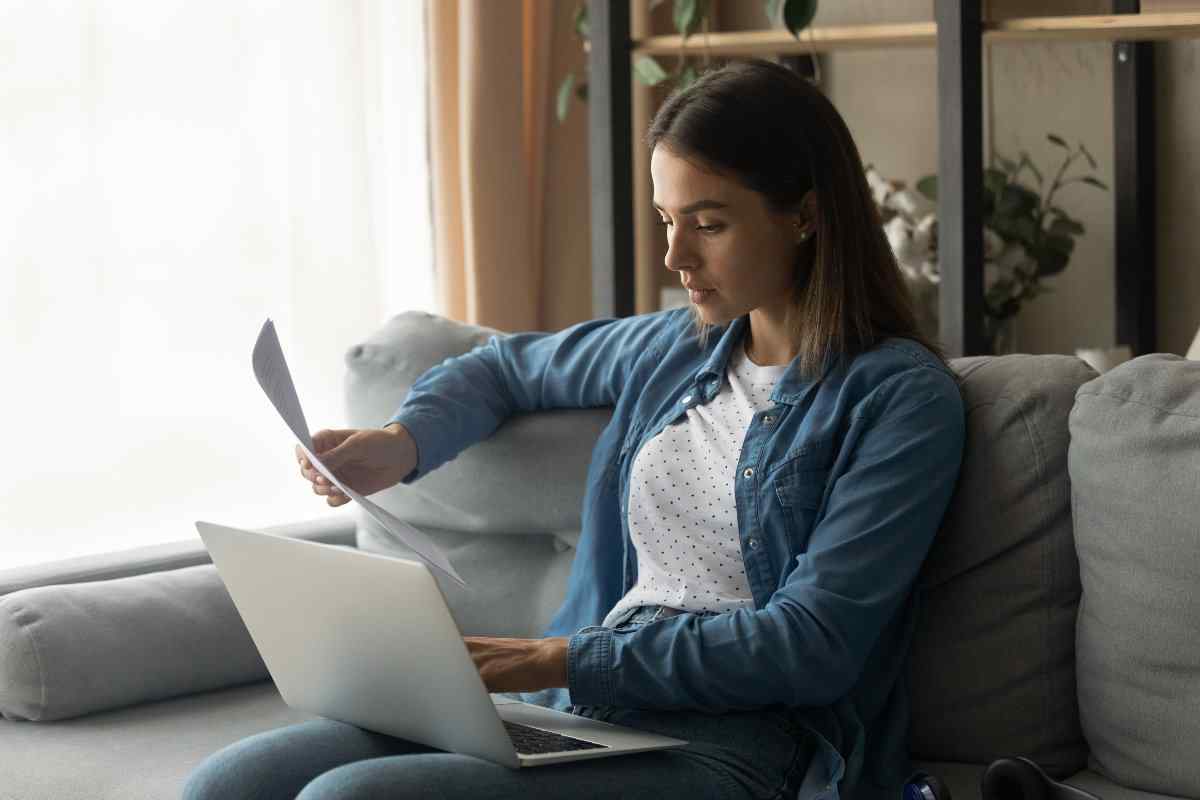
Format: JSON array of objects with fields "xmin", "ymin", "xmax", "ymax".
[{"xmin": 795, "ymin": 223, "xmax": 810, "ymax": 242}]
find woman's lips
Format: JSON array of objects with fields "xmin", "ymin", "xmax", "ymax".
[{"xmin": 688, "ymin": 288, "xmax": 714, "ymax": 304}]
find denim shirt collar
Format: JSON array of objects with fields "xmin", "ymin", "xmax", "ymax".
[{"xmin": 693, "ymin": 314, "xmax": 840, "ymax": 406}]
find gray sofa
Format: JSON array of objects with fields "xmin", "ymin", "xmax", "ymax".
[{"xmin": 3, "ymin": 310, "xmax": 1198, "ymax": 800}]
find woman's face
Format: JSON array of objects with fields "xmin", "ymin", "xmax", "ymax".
[{"xmin": 651, "ymin": 145, "xmax": 810, "ymax": 326}]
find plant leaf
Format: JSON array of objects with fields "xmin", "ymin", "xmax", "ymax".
[
  {"xmin": 634, "ymin": 55, "xmax": 670, "ymax": 86},
  {"xmin": 994, "ymin": 152, "xmax": 1017, "ymax": 174},
  {"xmin": 991, "ymin": 213, "xmax": 1037, "ymax": 247},
  {"xmin": 782, "ymin": 0, "xmax": 818, "ymax": 37},
  {"xmin": 916, "ymin": 175, "xmax": 938, "ymax": 202},
  {"xmin": 1080, "ymin": 143, "xmax": 1098, "ymax": 169},
  {"xmin": 1036, "ymin": 236, "xmax": 1075, "ymax": 277},
  {"xmin": 674, "ymin": 0, "xmax": 700, "ymax": 38},
  {"xmin": 996, "ymin": 184, "xmax": 1040, "ymax": 219},
  {"xmin": 984, "ymin": 168, "xmax": 1007, "ymax": 196},
  {"xmin": 1044, "ymin": 233, "xmax": 1075, "ymax": 255},
  {"xmin": 573, "ymin": 3, "xmax": 589, "ymax": 39},
  {"xmin": 981, "ymin": 190, "xmax": 995, "ymax": 219},
  {"xmin": 1013, "ymin": 216, "xmax": 1039, "ymax": 244},
  {"xmin": 1082, "ymin": 176, "xmax": 1109, "ymax": 190},
  {"xmin": 1049, "ymin": 217, "xmax": 1085, "ymax": 237},
  {"xmin": 1018, "ymin": 150, "xmax": 1043, "ymax": 185},
  {"xmin": 556, "ymin": 73, "xmax": 575, "ymax": 123},
  {"xmin": 1047, "ymin": 133, "xmax": 1069, "ymax": 149}
]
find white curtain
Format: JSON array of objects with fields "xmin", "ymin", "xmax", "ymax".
[{"xmin": 0, "ymin": 0, "xmax": 434, "ymax": 569}]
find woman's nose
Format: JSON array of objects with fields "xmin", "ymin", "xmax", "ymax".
[{"xmin": 663, "ymin": 232, "xmax": 694, "ymax": 273}]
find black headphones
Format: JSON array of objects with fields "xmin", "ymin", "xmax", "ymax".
[{"xmin": 906, "ymin": 757, "xmax": 1104, "ymax": 800}]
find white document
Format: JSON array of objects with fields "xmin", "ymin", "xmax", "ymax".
[{"xmin": 251, "ymin": 318, "xmax": 467, "ymax": 587}]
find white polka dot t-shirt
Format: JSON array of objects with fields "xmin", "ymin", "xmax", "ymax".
[{"xmin": 601, "ymin": 337, "xmax": 789, "ymax": 628}]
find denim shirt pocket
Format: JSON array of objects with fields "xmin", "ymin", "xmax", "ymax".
[{"xmin": 773, "ymin": 467, "xmax": 830, "ymax": 553}]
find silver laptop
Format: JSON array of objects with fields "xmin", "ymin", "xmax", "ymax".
[{"xmin": 195, "ymin": 521, "xmax": 686, "ymax": 767}]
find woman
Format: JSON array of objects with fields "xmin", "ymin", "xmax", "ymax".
[{"xmin": 184, "ymin": 58, "xmax": 965, "ymax": 800}]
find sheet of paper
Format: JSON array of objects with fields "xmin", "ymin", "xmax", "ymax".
[{"xmin": 252, "ymin": 319, "xmax": 467, "ymax": 587}]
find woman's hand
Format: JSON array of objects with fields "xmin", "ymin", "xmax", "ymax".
[
  {"xmin": 295, "ymin": 424, "xmax": 418, "ymax": 506},
  {"xmin": 463, "ymin": 636, "xmax": 569, "ymax": 693}
]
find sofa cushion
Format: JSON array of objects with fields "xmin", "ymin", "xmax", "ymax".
[
  {"xmin": 0, "ymin": 678, "xmax": 1160, "ymax": 800},
  {"xmin": 1069, "ymin": 353, "xmax": 1200, "ymax": 798},
  {"xmin": 0, "ymin": 564, "xmax": 268, "ymax": 722},
  {"xmin": 908, "ymin": 354, "xmax": 1097, "ymax": 778},
  {"xmin": 0, "ymin": 680, "xmax": 311, "ymax": 800},
  {"xmin": 341, "ymin": 311, "xmax": 611, "ymax": 537}
]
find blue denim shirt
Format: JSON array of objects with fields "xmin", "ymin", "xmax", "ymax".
[{"xmin": 387, "ymin": 308, "xmax": 965, "ymax": 800}]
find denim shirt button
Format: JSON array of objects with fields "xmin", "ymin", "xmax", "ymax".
[
  {"xmin": 748, "ymin": 538, "xmax": 760, "ymax": 550},
  {"xmin": 763, "ymin": 414, "xmax": 776, "ymax": 425},
  {"xmin": 681, "ymin": 395, "xmax": 692, "ymax": 404},
  {"xmin": 742, "ymin": 467, "xmax": 754, "ymax": 479}
]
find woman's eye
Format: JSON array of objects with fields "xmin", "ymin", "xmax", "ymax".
[{"xmin": 655, "ymin": 218, "xmax": 722, "ymax": 234}]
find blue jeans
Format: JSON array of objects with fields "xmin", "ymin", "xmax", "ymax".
[{"xmin": 181, "ymin": 607, "xmax": 817, "ymax": 800}]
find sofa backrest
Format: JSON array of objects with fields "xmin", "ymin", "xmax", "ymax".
[{"xmin": 908, "ymin": 353, "xmax": 1097, "ymax": 778}]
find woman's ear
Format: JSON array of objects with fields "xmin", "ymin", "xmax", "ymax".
[{"xmin": 792, "ymin": 190, "xmax": 819, "ymax": 243}]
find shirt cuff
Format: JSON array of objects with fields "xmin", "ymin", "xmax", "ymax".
[
  {"xmin": 567, "ymin": 627, "xmax": 613, "ymax": 706},
  {"xmin": 383, "ymin": 411, "xmax": 435, "ymax": 485}
]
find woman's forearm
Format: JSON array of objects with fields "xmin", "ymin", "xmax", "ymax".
[{"xmin": 464, "ymin": 636, "xmax": 569, "ymax": 693}]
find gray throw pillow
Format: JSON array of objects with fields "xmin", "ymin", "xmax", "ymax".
[
  {"xmin": 1069, "ymin": 353, "xmax": 1200, "ymax": 797},
  {"xmin": 908, "ymin": 354, "xmax": 1096, "ymax": 778},
  {"xmin": 0, "ymin": 564, "xmax": 267, "ymax": 722}
]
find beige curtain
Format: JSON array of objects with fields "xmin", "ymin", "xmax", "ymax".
[{"xmin": 427, "ymin": 0, "xmax": 554, "ymax": 331}]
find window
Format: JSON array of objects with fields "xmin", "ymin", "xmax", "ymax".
[{"xmin": 0, "ymin": 0, "xmax": 433, "ymax": 569}]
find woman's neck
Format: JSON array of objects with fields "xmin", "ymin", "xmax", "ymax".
[{"xmin": 744, "ymin": 311, "xmax": 797, "ymax": 367}]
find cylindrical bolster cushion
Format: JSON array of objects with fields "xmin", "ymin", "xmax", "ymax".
[{"xmin": 0, "ymin": 564, "xmax": 268, "ymax": 722}]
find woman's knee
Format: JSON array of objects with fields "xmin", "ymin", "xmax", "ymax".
[
  {"xmin": 181, "ymin": 719, "xmax": 392, "ymax": 800},
  {"xmin": 181, "ymin": 739, "xmax": 275, "ymax": 800},
  {"xmin": 294, "ymin": 753, "xmax": 509, "ymax": 800}
]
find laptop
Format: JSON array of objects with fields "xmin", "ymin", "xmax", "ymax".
[{"xmin": 195, "ymin": 521, "xmax": 687, "ymax": 767}]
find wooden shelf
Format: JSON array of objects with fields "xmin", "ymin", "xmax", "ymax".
[
  {"xmin": 633, "ymin": 23, "xmax": 936, "ymax": 58},
  {"xmin": 987, "ymin": 12, "xmax": 1200, "ymax": 42},
  {"xmin": 631, "ymin": 13, "xmax": 1200, "ymax": 58}
]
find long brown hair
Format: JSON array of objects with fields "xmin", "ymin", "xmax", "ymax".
[{"xmin": 646, "ymin": 58, "xmax": 951, "ymax": 379}]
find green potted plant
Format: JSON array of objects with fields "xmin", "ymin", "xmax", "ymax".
[{"xmin": 870, "ymin": 133, "xmax": 1109, "ymax": 354}]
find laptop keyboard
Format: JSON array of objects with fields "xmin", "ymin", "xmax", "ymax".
[{"xmin": 502, "ymin": 720, "xmax": 607, "ymax": 755}]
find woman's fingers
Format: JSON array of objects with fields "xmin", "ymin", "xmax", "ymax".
[
  {"xmin": 295, "ymin": 449, "xmax": 331, "ymax": 487},
  {"xmin": 296, "ymin": 440, "xmax": 346, "ymax": 505}
]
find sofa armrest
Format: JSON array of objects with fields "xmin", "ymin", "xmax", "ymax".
[{"xmin": 0, "ymin": 513, "xmax": 358, "ymax": 598}]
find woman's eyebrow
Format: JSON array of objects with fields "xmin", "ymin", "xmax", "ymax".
[{"xmin": 653, "ymin": 199, "xmax": 730, "ymax": 215}]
